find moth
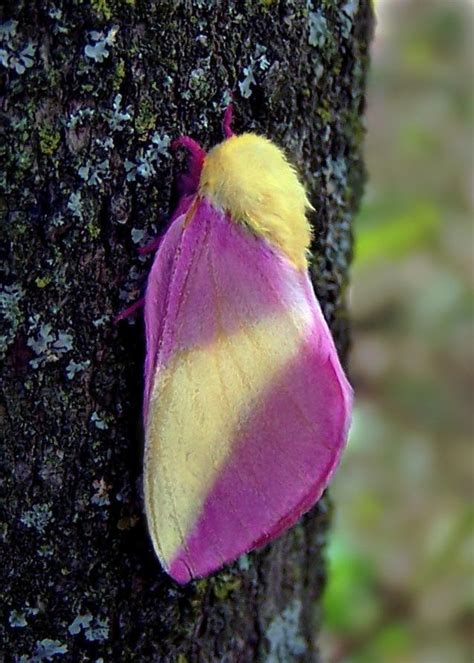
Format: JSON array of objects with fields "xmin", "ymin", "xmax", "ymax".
[{"xmin": 121, "ymin": 108, "xmax": 352, "ymax": 584}]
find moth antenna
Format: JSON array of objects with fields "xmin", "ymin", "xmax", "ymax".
[{"xmin": 222, "ymin": 103, "xmax": 235, "ymax": 138}]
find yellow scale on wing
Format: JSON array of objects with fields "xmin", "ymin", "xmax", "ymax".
[{"xmin": 144, "ymin": 303, "xmax": 313, "ymax": 570}]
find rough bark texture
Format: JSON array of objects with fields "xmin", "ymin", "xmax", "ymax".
[{"xmin": 1, "ymin": 1, "xmax": 372, "ymax": 661}]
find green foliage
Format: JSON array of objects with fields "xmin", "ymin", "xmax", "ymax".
[
  {"xmin": 354, "ymin": 623, "xmax": 413, "ymax": 663},
  {"xmin": 323, "ymin": 1, "xmax": 473, "ymax": 660},
  {"xmin": 355, "ymin": 199, "xmax": 439, "ymax": 266},
  {"xmin": 323, "ymin": 537, "xmax": 379, "ymax": 634}
]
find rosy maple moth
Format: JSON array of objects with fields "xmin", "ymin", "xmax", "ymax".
[{"xmin": 136, "ymin": 108, "xmax": 352, "ymax": 584}]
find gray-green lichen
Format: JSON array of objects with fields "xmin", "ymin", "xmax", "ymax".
[
  {"xmin": 20, "ymin": 505, "xmax": 53, "ymax": 535},
  {"xmin": 84, "ymin": 26, "xmax": 119, "ymax": 63},
  {"xmin": 265, "ymin": 600, "xmax": 307, "ymax": 662},
  {"xmin": 9, "ymin": 610, "xmax": 28, "ymax": 628},
  {"xmin": 27, "ymin": 321, "xmax": 74, "ymax": 369},
  {"xmin": 68, "ymin": 613, "xmax": 109, "ymax": 642},
  {"xmin": 91, "ymin": 411, "xmax": 109, "ymax": 430},
  {"xmin": 19, "ymin": 639, "xmax": 68, "ymax": 661},
  {"xmin": 0, "ymin": 20, "xmax": 36, "ymax": 75},
  {"xmin": 65, "ymin": 359, "xmax": 90, "ymax": 380},
  {"xmin": 0, "ymin": 284, "xmax": 24, "ymax": 358},
  {"xmin": 308, "ymin": 9, "xmax": 328, "ymax": 48}
]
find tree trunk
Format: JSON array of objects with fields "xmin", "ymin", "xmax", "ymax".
[{"xmin": 1, "ymin": 1, "xmax": 372, "ymax": 660}]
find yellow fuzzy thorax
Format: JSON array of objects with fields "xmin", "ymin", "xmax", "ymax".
[{"xmin": 198, "ymin": 133, "xmax": 313, "ymax": 269}]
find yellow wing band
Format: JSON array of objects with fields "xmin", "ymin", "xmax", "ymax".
[{"xmin": 144, "ymin": 303, "xmax": 313, "ymax": 568}]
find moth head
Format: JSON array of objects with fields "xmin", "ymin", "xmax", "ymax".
[{"xmin": 199, "ymin": 133, "xmax": 313, "ymax": 270}]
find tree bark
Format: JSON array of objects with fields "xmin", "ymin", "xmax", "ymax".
[{"xmin": 1, "ymin": 1, "xmax": 372, "ymax": 660}]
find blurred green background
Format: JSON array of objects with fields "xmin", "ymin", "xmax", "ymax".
[{"xmin": 321, "ymin": 1, "xmax": 473, "ymax": 661}]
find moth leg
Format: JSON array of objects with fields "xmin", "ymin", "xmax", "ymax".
[
  {"xmin": 114, "ymin": 297, "xmax": 145, "ymax": 323},
  {"xmin": 222, "ymin": 103, "xmax": 235, "ymax": 138},
  {"xmin": 138, "ymin": 236, "xmax": 164, "ymax": 255}
]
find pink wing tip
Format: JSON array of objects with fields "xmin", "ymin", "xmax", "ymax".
[{"xmin": 168, "ymin": 558, "xmax": 194, "ymax": 585}]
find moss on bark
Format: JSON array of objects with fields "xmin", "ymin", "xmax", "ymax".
[{"xmin": 1, "ymin": 1, "xmax": 372, "ymax": 660}]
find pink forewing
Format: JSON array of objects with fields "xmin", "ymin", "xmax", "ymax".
[{"xmin": 144, "ymin": 197, "xmax": 352, "ymax": 583}]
